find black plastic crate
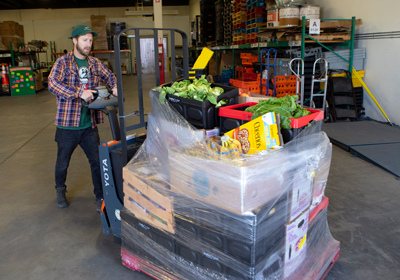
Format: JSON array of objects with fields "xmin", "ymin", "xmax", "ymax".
[
  {"xmin": 121, "ymin": 194, "xmax": 286, "ymax": 280},
  {"xmin": 173, "ymin": 191, "xmax": 288, "ymax": 268},
  {"xmin": 121, "ymin": 209, "xmax": 175, "ymax": 252},
  {"xmin": 153, "ymin": 82, "xmax": 238, "ymax": 129},
  {"xmin": 110, "ymin": 22, "xmax": 126, "ymax": 36}
]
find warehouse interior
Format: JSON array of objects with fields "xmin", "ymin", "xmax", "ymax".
[{"xmin": 0, "ymin": 0, "xmax": 400, "ymax": 279}]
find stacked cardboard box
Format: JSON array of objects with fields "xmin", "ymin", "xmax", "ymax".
[
  {"xmin": 90, "ymin": 15, "xmax": 108, "ymax": 51},
  {"xmin": 0, "ymin": 21, "xmax": 24, "ymax": 51}
]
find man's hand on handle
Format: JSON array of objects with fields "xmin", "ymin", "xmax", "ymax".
[
  {"xmin": 81, "ymin": 90, "xmax": 96, "ymax": 102},
  {"xmin": 112, "ymin": 87, "xmax": 118, "ymax": 97}
]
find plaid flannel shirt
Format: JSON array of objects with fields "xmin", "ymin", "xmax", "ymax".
[{"xmin": 48, "ymin": 51, "xmax": 117, "ymax": 128}]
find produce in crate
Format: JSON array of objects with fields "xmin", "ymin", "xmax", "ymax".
[
  {"xmin": 245, "ymin": 95, "xmax": 310, "ymax": 129},
  {"xmin": 157, "ymin": 75, "xmax": 229, "ymax": 108}
]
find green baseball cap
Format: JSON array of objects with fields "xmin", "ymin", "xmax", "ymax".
[{"xmin": 68, "ymin": 25, "xmax": 98, "ymax": 39}]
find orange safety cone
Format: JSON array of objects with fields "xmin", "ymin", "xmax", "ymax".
[{"xmin": 2, "ymin": 63, "xmax": 10, "ymax": 92}]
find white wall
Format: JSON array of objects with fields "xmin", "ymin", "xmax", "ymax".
[
  {"xmin": 0, "ymin": 6, "xmax": 190, "ymax": 73},
  {"xmin": 189, "ymin": 0, "xmax": 200, "ymax": 22},
  {"xmin": 307, "ymin": 0, "xmax": 400, "ymax": 125}
]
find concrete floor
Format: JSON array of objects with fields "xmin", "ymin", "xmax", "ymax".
[{"xmin": 0, "ymin": 75, "xmax": 399, "ymax": 280}]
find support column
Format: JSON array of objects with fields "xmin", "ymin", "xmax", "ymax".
[{"xmin": 154, "ymin": 0, "xmax": 165, "ymax": 84}]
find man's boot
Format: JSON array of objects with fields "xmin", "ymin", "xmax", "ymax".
[{"xmin": 56, "ymin": 186, "xmax": 69, "ymax": 208}]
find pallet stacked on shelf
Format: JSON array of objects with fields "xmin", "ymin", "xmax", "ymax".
[
  {"xmin": 223, "ymin": 0, "xmax": 233, "ymax": 46},
  {"xmin": 245, "ymin": 1, "xmax": 267, "ymax": 44},
  {"xmin": 232, "ymin": 0, "xmax": 247, "ymax": 45},
  {"xmin": 215, "ymin": 0, "xmax": 224, "ymax": 46},
  {"xmin": 200, "ymin": 0, "xmax": 216, "ymax": 45}
]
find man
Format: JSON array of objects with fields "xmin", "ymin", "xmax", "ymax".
[{"xmin": 48, "ymin": 25, "xmax": 117, "ymax": 212}]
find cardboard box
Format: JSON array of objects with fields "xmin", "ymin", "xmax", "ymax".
[
  {"xmin": 208, "ymin": 56, "xmax": 220, "ymax": 76},
  {"xmin": 203, "ymin": 127, "xmax": 220, "ymax": 138},
  {"xmin": 284, "ymin": 208, "xmax": 309, "ymax": 278},
  {"xmin": 218, "ymin": 53, "xmax": 241, "ymax": 75},
  {"xmin": 265, "ymin": 0, "xmax": 275, "ymax": 6},
  {"xmin": 93, "ymin": 38, "xmax": 108, "ymax": 51},
  {"xmin": 0, "ymin": 21, "xmax": 24, "ymax": 51},
  {"xmin": 91, "ymin": 15, "xmax": 108, "ymax": 50},
  {"xmin": 34, "ymin": 72, "xmax": 43, "ymax": 91},
  {"xmin": 0, "ymin": 21, "xmax": 24, "ymax": 37},
  {"xmin": 307, "ymin": 19, "xmax": 362, "ymax": 29},
  {"xmin": 168, "ymin": 146, "xmax": 286, "ymax": 214},
  {"xmin": 1, "ymin": 35, "xmax": 24, "ymax": 51},
  {"xmin": 288, "ymin": 172, "xmax": 312, "ymax": 222},
  {"xmin": 224, "ymin": 112, "xmax": 283, "ymax": 154},
  {"xmin": 123, "ymin": 167, "xmax": 175, "ymax": 234},
  {"xmin": 239, "ymin": 92, "xmax": 272, "ymax": 103}
]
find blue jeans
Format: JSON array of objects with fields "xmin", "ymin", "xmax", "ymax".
[{"xmin": 55, "ymin": 126, "xmax": 103, "ymax": 200}]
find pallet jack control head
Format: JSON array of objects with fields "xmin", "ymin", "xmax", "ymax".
[{"xmin": 83, "ymin": 86, "xmax": 119, "ymax": 110}]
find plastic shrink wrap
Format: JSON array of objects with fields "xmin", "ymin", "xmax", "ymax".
[{"xmin": 120, "ymin": 90, "xmax": 339, "ymax": 280}]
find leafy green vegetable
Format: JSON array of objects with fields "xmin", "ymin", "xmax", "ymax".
[
  {"xmin": 157, "ymin": 75, "xmax": 225, "ymax": 105},
  {"xmin": 245, "ymin": 95, "xmax": 310, "ymax": 129},
  {"xmin": 216, "ymin": 99, "xmax": 229, "ymax": 108}
]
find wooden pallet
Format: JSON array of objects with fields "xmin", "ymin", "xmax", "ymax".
[{"xmin": 294, "ymin": 33, "xmax": 351, "ymax": 41}]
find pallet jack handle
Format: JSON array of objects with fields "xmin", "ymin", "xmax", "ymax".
[{"xmin": 260, "ymin": 48, "xmax": 277, "ymax": 97}]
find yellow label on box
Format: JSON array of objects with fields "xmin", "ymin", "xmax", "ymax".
[{"xmin": 225, "ymin": 112, "xmax": 281, "ymax": 154}]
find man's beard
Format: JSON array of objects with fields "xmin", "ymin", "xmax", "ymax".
[{"xmin": 76, "ymin": 42, "xmax": 90, "ymax": 56}]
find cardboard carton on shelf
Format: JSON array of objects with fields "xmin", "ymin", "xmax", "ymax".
[
  {"xmin": 34, "ymin": 71, "xmax": 44, "ymax": 91},
  {"xmin": 91, "ymin": 15, "xmax": 109, "ymax": 50},
  {"xmin": 0, "ymin": 21, "xmax": 24, "ymax": 51}
]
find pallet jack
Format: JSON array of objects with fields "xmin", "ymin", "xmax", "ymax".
[{"xmin": 86, "ymin": 28, "xmax": 189, "ymax": 239}]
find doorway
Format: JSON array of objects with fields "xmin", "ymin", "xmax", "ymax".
[{"xmin": 139, "ymin": 38, "xmax": 167, "ymax": 74}]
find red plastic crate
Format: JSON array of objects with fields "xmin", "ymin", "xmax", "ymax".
[
  {"xmin": 247, "ymin": 7, "xmax": 265, "ymax": 14},
  {"xmin": 235, "ymin": 66, "xmax": 244, "ymax": 80},
  {"xmin": 219, "ymin": 102, "xmax": 324, "ymax": 128},
  {"xmin": 309, "ymin": 196, "xmax": 329, "ymax": 223},
  {"xmin": 243, "ymin": 72, "xmax": 258, "ymax": 81}
]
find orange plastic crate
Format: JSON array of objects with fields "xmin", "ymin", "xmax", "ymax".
[
  {"xmin": 229, "ymin": 79, "xmax": 258, "ymax": 88},
  {"xmin": 240, "ymin": 53, "xmax": 252, "ymax": 59},
  {"xmin": 242, "ymin": 58, "xmax": 253, "ymax": 65},
  {"xmin": 275, "ymin": 75, "xmax": 297, "ymax": 85},
  {"xmin": 276, "ymin": 89, "xmax": 297, "ymax": 98}
]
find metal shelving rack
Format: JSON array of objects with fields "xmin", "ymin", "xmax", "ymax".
[{"xmin": 189, "ymin": 17, "xmax": 357, "ymax": 78}]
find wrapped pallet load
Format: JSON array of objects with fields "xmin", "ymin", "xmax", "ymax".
[{"xmin": 120, "ymin": 87, "xmax": 339, "ymax": 279}]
